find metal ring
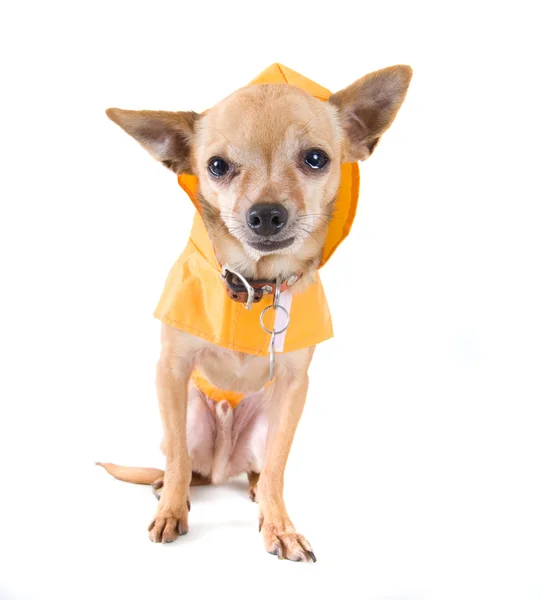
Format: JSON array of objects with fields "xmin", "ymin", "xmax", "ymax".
[{"xmin": 259, "ymin": 304, "xmax": 290, "ymax": 335}]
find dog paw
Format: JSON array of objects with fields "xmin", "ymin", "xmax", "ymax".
[
  {"xmin": 148, "ymin": 505, "xmax": 189, "ymax": 543},
  {"xmin": 148, "ymin": 513, "xmax": 188, "ymax": 543},
  {"xmin": 260, "ymin": 519, "xmax": 316, "ymax": 562},
  {"xmin": 151, "ymin": 477, "xmax": 166, "ymax": 501}
]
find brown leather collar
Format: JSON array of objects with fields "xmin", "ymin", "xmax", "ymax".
[{"xmin": 221, "ymin": 264, "xmax": 302, "ymax": 308}]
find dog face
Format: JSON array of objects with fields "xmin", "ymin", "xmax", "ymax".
[
  {"xmin": 193, "ymin": 84, "xmax": 343, "ymax": 259},
  {"xmin": 107, "ymin": 65, "xmax": 412, "ymax": 269}
]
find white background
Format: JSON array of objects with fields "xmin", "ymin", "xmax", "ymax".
[{"xmin": 1, "ymin": 2, "xmax": 540, "ymax": 599}]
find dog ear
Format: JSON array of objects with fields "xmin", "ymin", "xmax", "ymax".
[
  {"xmin": 329, "ymin": 65, "xmax": 412, "ymax": 162},
  {"xmin": 106, "ymin": 108, "xmax": 200, "ymax": 174}
]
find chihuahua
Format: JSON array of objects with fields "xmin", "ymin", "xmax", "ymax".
[{"xmin": 100, "ymin": 64, "xmax": 412, "ymax": 561}]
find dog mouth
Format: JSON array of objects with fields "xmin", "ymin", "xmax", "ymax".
[{"xmin": 246, "ymin": 237, "xmax": 295, "ymax": 253}]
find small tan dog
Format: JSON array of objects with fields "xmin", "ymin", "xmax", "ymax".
[{"xmin": 100, "ymin": 64, "xmax": 412, "ymax": 561}]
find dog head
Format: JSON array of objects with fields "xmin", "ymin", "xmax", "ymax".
[{"xmin": 107, "ymin": 65, "xmax": 412, "ymax": 277}]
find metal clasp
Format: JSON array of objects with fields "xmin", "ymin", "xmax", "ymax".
[
  {"xmin": 221, "ymin": 263, "xmax": 256, "ymax": 310},
  {"xmin": 259, "ymin": 277, "xmax": 290, "ymax": 380}
]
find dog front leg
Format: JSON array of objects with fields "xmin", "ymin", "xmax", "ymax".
[
  {"xmin": 148, "ymin": 350, "xmax": 193, "ymax": 543},
  {"xmin": 257, "ymin": 347, "xmax": 317, "ymax": 562}
]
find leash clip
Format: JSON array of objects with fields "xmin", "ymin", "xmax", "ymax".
[
  {"xmin": 259, "ymin": 277, "xmax": 290, "ymax": 380},
  {"xmin": 221, "ymin": 264, "xmax": 256, "ymax": 310}
]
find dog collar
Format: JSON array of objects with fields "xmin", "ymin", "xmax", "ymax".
[{"xmin": 221, "ymin": 264, "xmax": 303, "ymax": 310}]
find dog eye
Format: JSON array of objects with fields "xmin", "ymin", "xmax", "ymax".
[
  {"xmin": 208, "ymin": 157, "xmax": 230, "ymax": 177},
  {"xmin": 304, "ymin": 149, "xmax": 329, "ymax": 170}
]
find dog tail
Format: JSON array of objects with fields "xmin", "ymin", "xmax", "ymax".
[{"xmin": 96, "ymin": 462, "xmax": 164, "ymax": 485}]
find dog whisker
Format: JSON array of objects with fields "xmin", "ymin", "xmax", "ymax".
[{"xmin": 297, "ymin": 226, "xmax": 321, "ymax": 245}]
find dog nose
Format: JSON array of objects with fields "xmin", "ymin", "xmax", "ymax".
[{"xmin": 246, "ymin": 203, "xmax": 288, "ymax": 236}]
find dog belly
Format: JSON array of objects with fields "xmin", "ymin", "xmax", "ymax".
[{"xmin": 186, "ymin": 381, "xmax": 268, "ymax": 484}]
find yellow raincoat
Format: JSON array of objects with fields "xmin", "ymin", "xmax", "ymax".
[{"xmin": 154, "ymin": 64, "xmax": 360, "ymax": 359}]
